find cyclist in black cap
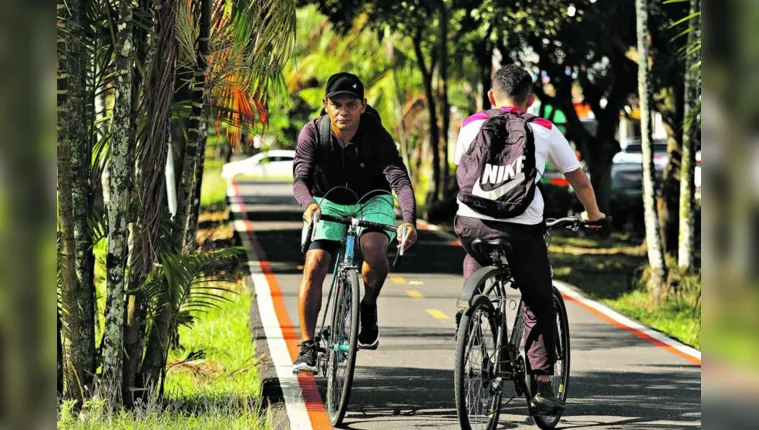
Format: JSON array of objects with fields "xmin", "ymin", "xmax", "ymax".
[{"xmin": 292, "ymin": 72, "xmax": 418, "ymax": 372}]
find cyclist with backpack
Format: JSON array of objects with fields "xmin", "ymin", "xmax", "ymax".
[
  {"xmin": 454, "ymin": 65, "xmax": 607, "ymax": 413},
  {"xmin": 292, "ymin": 72, "xmax": 418, "ymax": 373}
]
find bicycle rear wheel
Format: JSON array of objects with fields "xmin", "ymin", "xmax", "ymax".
[
  {"xmin": 455, "ymin": 294, "xmax": 502, "ymax": 430},
  {"xmin": 531, "ymin": 286, "xmax": 571, "ymax": 429},
  {"xmin": 326, "ymin": 269, "xmax": 360, "ymax": 426}
]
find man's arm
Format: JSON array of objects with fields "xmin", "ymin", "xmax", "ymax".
[
  {"xmin": 377, "ymin": 128, "xmax": 417, "ymax": 226},
  {"xmin": 292, "ymin": 122, "xmax": 319, "ymax": 210},
  {"xmin": 564, "ymin": 168, "xmax": 604, "ymax": 221},
  {"xmin": 546, "ymin": 126, "xmax": 605, "ymax": 221}
]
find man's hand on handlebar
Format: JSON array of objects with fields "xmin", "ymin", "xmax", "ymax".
[
  {"xmin": 581, "ymin": 210, "xmax": 606, "ymax": 223},
  {"xmin": 580, "ymin": 211, "xmax": 611, "ymax": 231},
  {"xmin": 397, "ymin": 222, "xmax": 417, "ymax": 251},
  {"xmin": 303, "ymin": 203, "xmax": 321, "ymax": 223}
]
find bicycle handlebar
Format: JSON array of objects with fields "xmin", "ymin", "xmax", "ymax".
[
  {"xmin": 318, "ymin": 214, "xmax": 398, "ymax": 233},
  {"xmin": 545, "ymin": 216, "xmax": 613, "ymax": 231},
  {"xmin": 301, "ymin": 213, "xmax": 408, "ymax": 268}
]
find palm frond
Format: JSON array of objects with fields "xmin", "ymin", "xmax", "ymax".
[
  {"xmin": 206, "ymin": 0, "xmax": 296, "ymax": 143},
  {"xmin": 139, "ymin": 245, "xmax": 245, "ymax": 332},
  {"xmin": 175, "ymin": 0, "xmax": 198, "ymax": 70}
]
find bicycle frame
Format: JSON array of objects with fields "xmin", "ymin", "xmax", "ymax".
[
  {"xmin": 316, "ymin": 222, "xmax": 360, "ymax": 360},
  {"xmin": 481, "ymin": 270, "xmax": 528, "ymax": 398}
]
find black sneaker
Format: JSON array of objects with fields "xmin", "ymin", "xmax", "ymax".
[
  {"xmin": 358, "ymin": 301, "xmax": 379, "ymax": 350},
  {"xmin": 530, "ymin": 379, "xmax": 566, "ymax": 414},
  {"xmin": 293, "ymin": 341, "xmax": 318, "ymax": 374}
]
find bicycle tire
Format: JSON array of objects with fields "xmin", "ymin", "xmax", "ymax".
[
  {"xmin": 326, "ymin": 268, "xmax": 360, "ymax": 426},
  {"xmin": 455, "ymin": 294, "xmax": 502, "ymax": 430},
  {"xmin": 532, "ymin": 286, "xmax": 571, "ymax": 429}
]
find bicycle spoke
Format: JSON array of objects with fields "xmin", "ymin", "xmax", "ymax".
[{"xmin": 461, "ymin": 307, "xmax": 498, "ymax": 429}]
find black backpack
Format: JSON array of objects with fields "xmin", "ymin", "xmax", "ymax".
[{"xmin": 456, "ymin": 109, "xmax": 540, "ymax": 218}]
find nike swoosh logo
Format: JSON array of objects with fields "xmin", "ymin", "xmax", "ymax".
[{"xmin": 471, "ymin": 172, "xmax": 526, "ymax": 200}]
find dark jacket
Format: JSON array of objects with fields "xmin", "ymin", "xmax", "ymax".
[{"xmin": 292, "ymin": 115, "xmax": 416, "ymax": 225}]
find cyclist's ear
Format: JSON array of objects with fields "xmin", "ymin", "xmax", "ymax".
[{"xmin": 360, "ymin": 98, "xmax": 367, "ymax": 114}]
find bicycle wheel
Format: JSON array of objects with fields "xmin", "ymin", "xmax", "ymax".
[
  {"xmin": 326, "ymin": 268, "xmax": 360, "ymax": 426},
  {"xmin": 532, "ymin": 287, "xmax": 571, "ymax": 430},
  {"xmin": 455, "ymin": 294, "xmax": 502, "ymax": 430}
]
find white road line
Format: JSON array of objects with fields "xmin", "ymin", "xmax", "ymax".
[
  {"xmin": 554, "ymin": 281, "xmax": 701, "ymax": 361},
  {"xmin": 229, "ymin": 182, "xmax": 315, "ymax": 429}
]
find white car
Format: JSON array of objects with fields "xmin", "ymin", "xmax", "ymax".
[
  {"xmin": 221, "ymin": 150, "xmax": 295, "ymax": 180},
  {"xmin": 612, "ymin": 139, "xmax": 669, "ymax": 169}
]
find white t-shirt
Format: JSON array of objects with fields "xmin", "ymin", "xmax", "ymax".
[{"xmin": 453, "ymin": 107, "xmax": 582, "ymax": 225}]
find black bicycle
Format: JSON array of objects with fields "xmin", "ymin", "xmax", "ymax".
[
  {"xmin": 297, "ymin": 200, "xmax": 408, "ymax": 426},
  {"xmin": 453, "ymin": 216, "xmax": 610, "ymax": 430}
]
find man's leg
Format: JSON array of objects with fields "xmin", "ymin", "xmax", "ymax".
[
  {"xmin": 505, "ymin": 225, "xmax": 563, "ymax": 410},
  {"xmin": 357, "ymin": 231, "xmax": 389, "ymax": 349},
  {"xmin": 293, "ymin": 244, "xmax": 333, "ymax": 373},
  {"xmin": 297, "ymin": 248, "xmax": 332, "ymax": 342},
  {"xmin": 359, "ymin": 231, "xmax": 390, "ymax": 305}
]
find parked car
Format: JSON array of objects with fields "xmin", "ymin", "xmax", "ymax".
[
  {"xmin": 613, "ymin": 139, "xmax": 669, "ymax": 169},
  {"xmin": 221, "ymin": 150, "xmax": 295, "ymax": 180}
]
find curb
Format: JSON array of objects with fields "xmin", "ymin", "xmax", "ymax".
[{"xmin": 417, "ymin": 219, "xmax": 701, "ymax": 365}]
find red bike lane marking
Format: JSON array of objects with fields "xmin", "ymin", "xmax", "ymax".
[{"xmin": 230, "ymin": 181, "xmax": 332, "ymax": 429}]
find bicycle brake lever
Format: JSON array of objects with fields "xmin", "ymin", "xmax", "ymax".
[{"xmin": 392, "ymin": 225, "xmax": 407, "ymax": 268}]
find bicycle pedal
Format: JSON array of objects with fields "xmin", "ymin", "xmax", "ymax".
[{"xmin": 293, "ymin": 368, "xmax": 318, "ymax": 376}]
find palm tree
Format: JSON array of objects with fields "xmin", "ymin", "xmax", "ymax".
[
  {"xmin": 138, "ymin": 0, "xmax": 297, "ymax": 396},
  {"xmin": 99, "ymin": 0, "xmax": 135, "ymax": 404},
  {"xmin": 636, "ymin": 0, "xmax": 669, "ymax": 298},
  {"xmin": 677, "ymin": 0, "xmax": 701, "ymax": 271},
  {"xmin": 57, "ymin": 0, "xmax": 96, "ymax": 402}
]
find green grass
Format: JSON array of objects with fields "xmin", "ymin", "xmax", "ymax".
[
  {"xmin": 604, "ymin": 289, "xmax": 701, "ymax": 348},
  {"xmin": 548, "ymin": 233, "xmax": 701, "ymax": 349},
  {"xmin": 200, "ymin": 165, "xmax": 228, "ymax": 210},
  {"xmin": 58, "ymin": 284, "xmax": 272, "ymax": 430}
]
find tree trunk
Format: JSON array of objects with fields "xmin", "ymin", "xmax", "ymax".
[
  {"xmin": 139, "ymin": 0, "xmax": 179, "ymax": 394},
  {"xmin": 477, "ymin": 38, "xmax": 492, "ymax": 112},
  {"xmin": 58, "ymin": 0, "xmax": 96, "ymax": 401},
  {"xmin": 678, "ymin": 0, "xmax": 700, "ymax": 271},
  {"xmin": 412, "ymin": 29, "xmax": 440, "ymax": 204},
  {"xmin": 177, "ymin": 0, "xmax": 211, "ymax": 249},
  {"xmin": 636, "ymin": 0, "xmax": 668, "ymax": 299},
  {"xmin": 657, "ymin": 83, "xmax": 684, "ymax": 257},
  {"xmin": 57, "ymin": 305, "xmax": 64, "ymax": 397},
  {"xmin": 100, "ymin": 0, "xmax": 135, "ymax": 406},
  {"xmin": 185, "ymin": 120, "xmax": 207, "ymax": 250},
  {"xmin": 386, "ymin": 30, "xmax": 411, "ymax": 170},
  {"xmin": 438, "ymin": 0, "xmax": 450, "ymax": 195},
  {"xmin": 122, "ymin": 285, "xmax": 148, "ymax": 406},
  {"xmin": 122, "ymin": 0, "xmax": 150, "ymax": 407}
]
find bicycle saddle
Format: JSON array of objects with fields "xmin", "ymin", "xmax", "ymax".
[{"xmin": 470, "ymin": 238, "xmax": 513, "ymax": 256}]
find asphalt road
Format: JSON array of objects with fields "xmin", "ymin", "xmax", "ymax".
[{"xmin": 232, "ymin": 180, "xmax": 701, "ymax": 429}]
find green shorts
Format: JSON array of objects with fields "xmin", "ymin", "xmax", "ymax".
[{"xmin": 308, "ymin": 194, "xmax": 397, "ymax": 243}]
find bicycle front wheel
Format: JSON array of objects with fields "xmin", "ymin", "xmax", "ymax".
[
  {"xmin": 532, "ymin": 286, "xmax": 571, "ymax": 429},
  {"xmin": 326, "ymin": 269, "xmax": 360, "ymax": 426},
  {"xmin": 455, "ymin": 294, "xmax": 502, "ymax": 430}
]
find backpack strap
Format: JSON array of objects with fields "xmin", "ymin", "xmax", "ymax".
[{"xmin": 315, "ymin": 114, "xmax": 333, "ymax": 161}]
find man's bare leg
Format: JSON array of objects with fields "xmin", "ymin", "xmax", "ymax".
[
  {"xmin": 360, "ymin": 232, "xmax": 390, "ymax": 305},
  {"xmin": 297, "ymin": 249, "xmax": 331, "ymax": 342}
]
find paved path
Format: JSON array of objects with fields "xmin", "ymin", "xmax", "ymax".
[{"xmin": 230, "ymin": 180, "xmax": 701, "ymax": 429}]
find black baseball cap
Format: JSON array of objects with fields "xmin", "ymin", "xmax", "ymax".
[{"xmin": 325, "ymin": 72, "xmax": 364, "ymax": 99}]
